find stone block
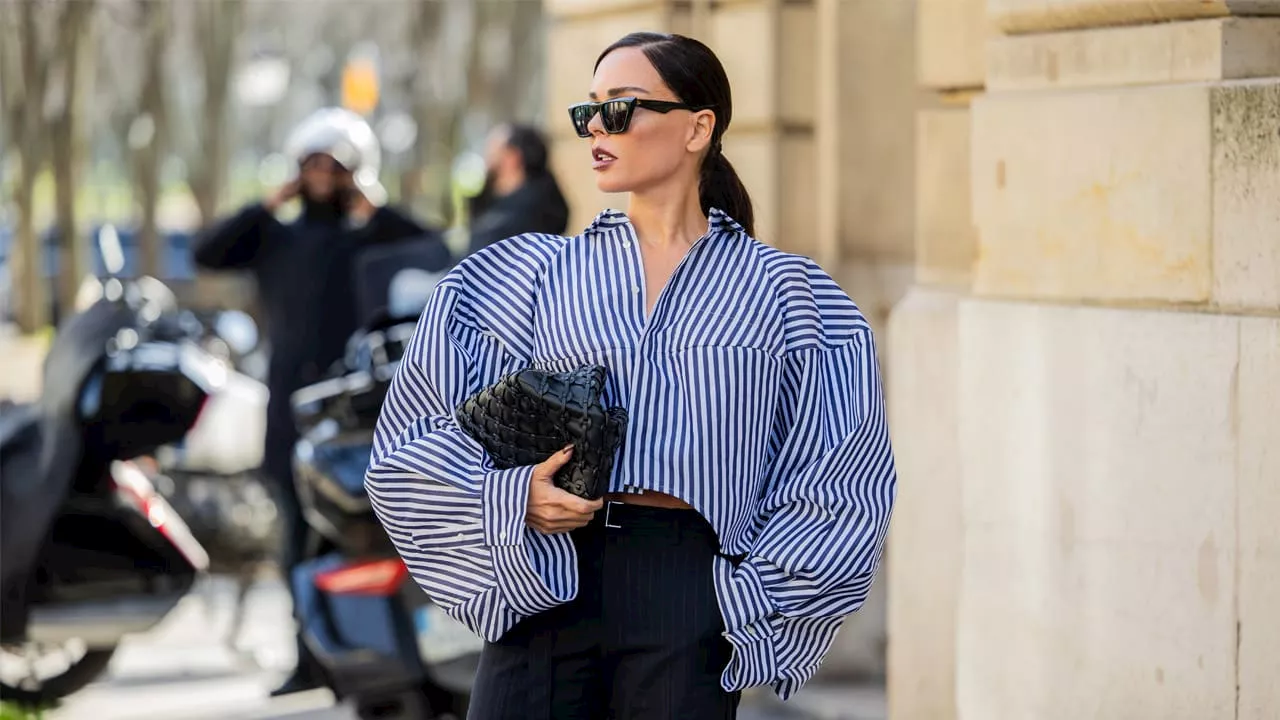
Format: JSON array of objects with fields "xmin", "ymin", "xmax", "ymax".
[
  {"xmin": 545, "ymin": 8, "xmax": 671, "ymax": 140},
  {"xmin": 988, "ymin": 0, "xmax": 1280, "ymax": 35},
  {"xmin": 721, "ymin": 130, "xmax": 780, "ymax": 244},
  {"xmin": 885, "ymin": 288, "xmax": 964, "ymax": 720},
  {"xmin": 956, "ymin": 299, "xmax": 1240, "ymax": 719},
  {"xmin": 918, "ymin": 0, "xmax": 987, "ymax": 89},
  {"xmin": 720, "ymin": 130, "xmax": 816, "ymax": 251},
  {"xmin": 1211, "ymin": 81, "xmax": 1280, "ymax": 311},
  {"xmin": 839, "ymin": 0, "xmax": 918, "ymax": 262},
  {"xmin": 988, "ymin": 18, "xmax": 1280, "ymax": 91},
  {"xmin": 971, "ymin": 80, "xmax": 1280, "ymax": 311},
  {"xmin": 544, "ymin": 0, "xmax": 665, "ymax": 18},
  {"xmin": 704, "ymin": 1, "xmax": 816, "ymax": 128},
  {"xmin": 916, "ymin": 107, "xmax": 976, "ymax": 291},
  {"xmin": 780, "ymin": 132, "xmax": 818, "ymax": 253},
  {"xmin": 1238, "ymin": 317, "xmax": 1280, "ymax": 720}
]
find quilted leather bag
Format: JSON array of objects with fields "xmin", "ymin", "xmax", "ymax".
[{"xmin": 454, "ymin": 365, "xmax": 628, "ymax": 500}]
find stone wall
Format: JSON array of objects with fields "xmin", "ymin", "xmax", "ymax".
[{"xmin": 891, "ymin": 0, "xmax": 1280, "ymax": 718}]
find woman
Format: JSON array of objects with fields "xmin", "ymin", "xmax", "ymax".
[{"xmin": 366, "ymin": 32, "xmax": 896, "ymax": 719}]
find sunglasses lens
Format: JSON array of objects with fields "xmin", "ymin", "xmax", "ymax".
[
  {"xmin": 569, "ymin": 105, "xmax": 593, "ymax": 138},
  {"xmin": 601, "ymin": 100, "xmax": 632, "ymax": 133}
]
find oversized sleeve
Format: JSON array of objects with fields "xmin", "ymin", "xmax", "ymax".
[
  {"xmin": 717, "ymin": 269, "xmax": 897, "ymax": 699},
  {"xmin": 364, "ymin": 237, "xmax": 578, "ymax": 641}
]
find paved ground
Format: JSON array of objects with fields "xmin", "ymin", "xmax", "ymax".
[
  {"xmin": 40, "ymin": 577, "xmax": 884, "ymax": 720},
  {"xmin": 0, "ymin": 327, "xmax": 47, "ymax": 403}
]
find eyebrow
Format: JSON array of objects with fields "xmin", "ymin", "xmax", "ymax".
[{"xmin": 588, "ymin": 86, "xmax": 650, "ymax": 100}]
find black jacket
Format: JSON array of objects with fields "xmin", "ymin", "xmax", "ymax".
[
  {"xmin": 192, "ymin": 202, "xmax": 436, "ymax": 477},
  {"xmin": 467, "ymin": 174, "xmax": 570, "ymax": 255}
]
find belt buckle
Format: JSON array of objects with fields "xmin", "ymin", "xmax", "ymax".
[{"xmin": 604, "ymin": 500, "xmax": 623, "ymax": 529}]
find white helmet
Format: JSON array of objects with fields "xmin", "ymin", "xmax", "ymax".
[{"xmin": 284, "ymin": 107, "xmax": 386, "ymax": 205}]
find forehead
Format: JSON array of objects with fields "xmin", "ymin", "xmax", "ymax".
[
  {"xmin": 484, "ymin": 130, "xmax": 510, "ymax": 154},
  {"xmin": 301, "ymin": 153, "xmax": 341, "ymax": 169},
  {"xmin": 590, "ymin": 46, "xmax": 668, "ymax": 98}
]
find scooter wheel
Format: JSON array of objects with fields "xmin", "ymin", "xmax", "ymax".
[{"xmin": 0, "ymin": 645, "xmax": 116, "ymax": 706}]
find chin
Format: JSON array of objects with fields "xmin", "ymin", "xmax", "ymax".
[{"xmin": 594, "ymin": 173, "xmax": 630, "ymax": 195}]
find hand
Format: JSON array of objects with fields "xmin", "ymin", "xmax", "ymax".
[
  {"xmin": 346, "ymin": 186, "xmax": 377, "ymax": 224},
  {"xmin": 525, "ymin": 446, "xmax": 603, "ymax": 534},
  {"xmin": 263, "ymin": 179, "xmax": 300, "ymax": 213}
]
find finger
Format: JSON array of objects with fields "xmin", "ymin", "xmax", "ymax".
[
  {"xmin": 552, "ymin": 492, "xmax": 600, "ymax": 515},
  {"xmin": 531, "ymin": 520, "xmax": 580, "ymax": 535},
  {"xmin": 545, "ymin": 445, "xmax": 574, "ymax": 468},
  {"xmin": 548, "ymin": 518, "xmax": 591, "ymax": 533},
  {"xmin": 533, "ymin": 508, "xmax": 592, "ymax": 524}
]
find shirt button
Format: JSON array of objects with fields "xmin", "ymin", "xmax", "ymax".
[
  {"xmin": 499, "ymin": 531, "xmax": 507, "ymax": 540},
  {"xmin": 632, "ymin": 285, "xmax": 641, "ymax": 294},
  {"xmin": 455, "ymin": 533, "xmax": 464, "ymax": 540},
  {"xmin": 622, "ymin": 240, "xmax": 632, "ymax": 248}
]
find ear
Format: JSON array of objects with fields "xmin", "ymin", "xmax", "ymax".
[{"xmin": 685, "ymin": 109, "xmax": 716, "ymax": 154}]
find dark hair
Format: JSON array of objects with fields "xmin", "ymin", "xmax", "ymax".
[
  {"xmin": 595, "ymin": 32, "xmax": 755, "ymax": 237},
  {"xmin": 502, "ymin": 124, "xmax": 551, "ymax": 177}
]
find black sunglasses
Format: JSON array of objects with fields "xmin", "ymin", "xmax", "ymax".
[{"xmin": 568, "ymin": 96, "xmax": 712, "ymax": 138}]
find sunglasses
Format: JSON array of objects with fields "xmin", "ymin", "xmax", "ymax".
[{"xmin": 568, "ymin": 96, "xmax": 712, "ymax": 138}]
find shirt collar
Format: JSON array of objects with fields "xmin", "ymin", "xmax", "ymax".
[{"xmin": 585, "ymin": 206, "xmax": 747, "ymax": 239}]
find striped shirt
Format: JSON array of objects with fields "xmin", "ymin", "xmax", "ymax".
[{"xmin": 366, "ymin": 207, "xmax": 897, "ymax": 699}]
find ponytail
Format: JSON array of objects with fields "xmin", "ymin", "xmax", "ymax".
[{"xmin": 698, "ymin": 146, "xmax": 755, "ymax": 237}]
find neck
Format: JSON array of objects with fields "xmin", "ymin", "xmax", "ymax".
[
  {"xmin": 626, "ymin": 177, "xmax": 707, "ymax": 249},
  {"xmin": 301, "ymin": 195, "xmax": 346, "ymax": 224}
]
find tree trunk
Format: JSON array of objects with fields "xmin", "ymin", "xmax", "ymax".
[
  {"xmin": 5, "ymin": 0, "xmax": 52, "ymax": 331},
  {"xmin": 12, "ymin": 153, "xmax": 48, "ymax": 332},
  {"xmin": 51, "ymin": 1, "xmax": 94, "ymax": 317},
  {"xmin": 136, "ymin": 1, "xmax": 169, "ymax": 278},
  {"xmin": 189, "ymin": 0, "xmax": 242, "ymax": 229},
  {"xmin": 403, "ymin": 0, "xmax": 443, "ymax": 216}
]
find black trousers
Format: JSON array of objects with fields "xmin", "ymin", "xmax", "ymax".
[
  {"xmin": 467, "ymin": 503, "xmax": 741, "ymax": 720},
  {"xmin": 263, "ymin": 393, "xmax": 320, "ymax": 677}
]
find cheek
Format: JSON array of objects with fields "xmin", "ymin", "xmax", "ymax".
[{"xmin": 599, "ymin": 121, "xmax": 685, "ymax": 191}]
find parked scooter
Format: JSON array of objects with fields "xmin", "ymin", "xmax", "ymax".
[
  {"xmin": 0, "ymin": 227, "xmax": 218, "ymax": 704},
  {"xmin": 288, "ymin": 239, "xmax": 472, "ymax": 719},
  {"xmin": 144, "ymin": 307, "xmax": 280, "ymax": 660}
]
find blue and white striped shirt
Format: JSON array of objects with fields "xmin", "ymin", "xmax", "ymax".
[{"xmin": 366, "ymin": 207, "xmax": 897, "ymax": 699}]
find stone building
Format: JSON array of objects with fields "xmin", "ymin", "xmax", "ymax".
[{"xmin": 544, "ymin": 1, "xmax": 1280, "ymax": 718}]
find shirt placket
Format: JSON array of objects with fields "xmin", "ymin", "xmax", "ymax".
[{"xmin": 620, "ymin": 221, "xmax": 711, "ymax": 494}]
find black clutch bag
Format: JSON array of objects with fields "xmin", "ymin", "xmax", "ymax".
[{"xmin": 454, "ymin": 365, "xmax": 628, "ymax": 500}]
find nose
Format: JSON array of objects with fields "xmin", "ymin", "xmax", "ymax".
[{"xmin": 586, "ymin": 108, "xmax": 607, "ymax": 137}]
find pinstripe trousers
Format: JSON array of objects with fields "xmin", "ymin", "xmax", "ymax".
[{"xmin": 466, "ymin": 503, "xmax": 741, "ymax": 720}]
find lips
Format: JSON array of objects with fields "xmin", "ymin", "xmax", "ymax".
[{"xmin": 592, "ymin": 145, "xmax": 617, "ymax": 171}]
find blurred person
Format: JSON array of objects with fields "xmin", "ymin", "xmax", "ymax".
[
  {"xmin": 191, "ymin": 108, "xmax": 441, "ymax": 697},
  {"xmin": 366, "ymin": 33, "xmax": 896, "ymax": 719},
  {"xmin": 466, "ymin": 123, "xmax": 570, "ymax": 254}
]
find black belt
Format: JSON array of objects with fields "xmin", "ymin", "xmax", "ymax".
[{"xmin": 596, "ymin": 501, "xmax": 747, "ymax": 566}]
